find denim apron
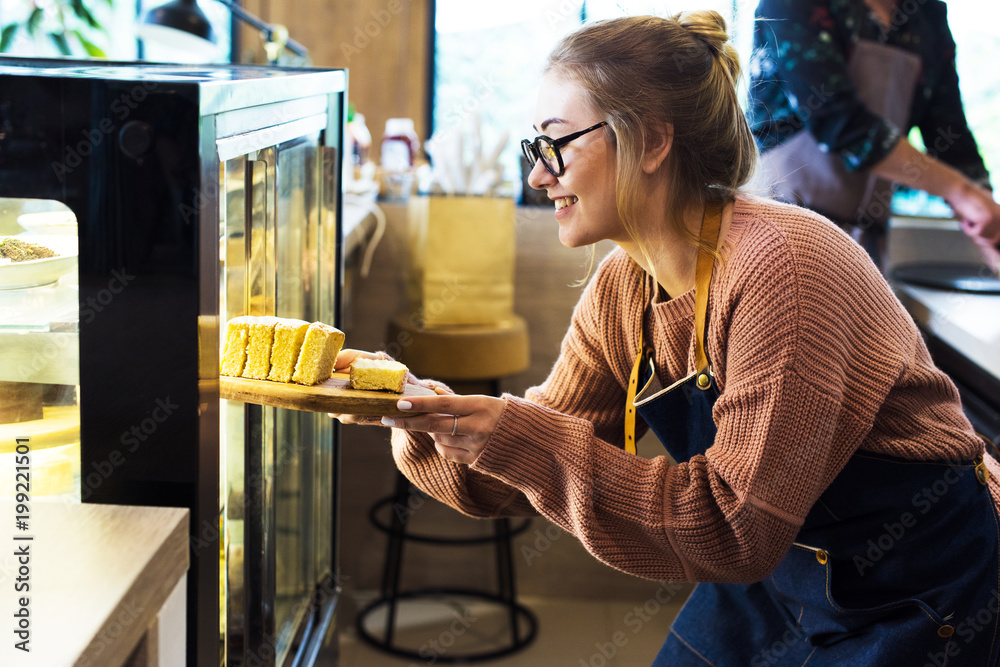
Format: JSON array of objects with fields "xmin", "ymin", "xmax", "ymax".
[{"xmin": 627, "ymin": 205, "xmax": 1000, "ymax": 666}]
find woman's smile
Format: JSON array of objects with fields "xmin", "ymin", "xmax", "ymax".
[{"xmin": 553, "ymin": 195, "xmax": 579, "ymax": 212}]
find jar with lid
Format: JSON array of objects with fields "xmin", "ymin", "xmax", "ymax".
[{"xmin": 380, "ymin": 118, "xmax": 419, "ymax": 200}]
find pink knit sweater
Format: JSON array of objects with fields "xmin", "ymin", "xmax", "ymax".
[{"xmin": 392, "ymin": 194, "xmax": 997, "ymax": 584}]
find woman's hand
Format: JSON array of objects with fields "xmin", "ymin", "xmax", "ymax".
[
  {"xmin": 381, "ymin": 394, "xmax": 507, "ymax": 465},
  {"xmin": 329, "ymin": 349, "xmax": 455, "ymax": 425}
]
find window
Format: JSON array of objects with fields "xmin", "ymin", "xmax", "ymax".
[
  {"xmin": 432, "ymin": 1, "xmax": 756, "ymax": 201},
  {"xmin": 434, "ymin": 1, "xmax": 999, "ymax": 205},
  {"xmin": 947, "ymin": 1, "xmax": 1000, "ymax": 182},
  {"xmin": 0, "ymin": 0, "xmax": 231, "ymax": 63}
]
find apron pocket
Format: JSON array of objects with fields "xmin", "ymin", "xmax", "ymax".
[{"xmin": 768, "ymin": 544, "xmax": 951, "ymax": 648}]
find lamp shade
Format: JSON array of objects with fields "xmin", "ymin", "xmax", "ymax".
[{"xmin": 138, "ymin": 0, "xmax": 219, "ymax": 57}]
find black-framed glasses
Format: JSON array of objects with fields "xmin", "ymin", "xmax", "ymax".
[{"xmin": 521, "ymin": 121, "xmax": 608, "ymax": 177}]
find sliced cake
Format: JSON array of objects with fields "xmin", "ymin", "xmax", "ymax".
[
  {"xmin": 220, "ymin": 316, "xmax": 254, "ymax": 377},
  {"xmin": 291, "ymin": 322, "xmax": 346, "ymax": 385},
  {"xmin": 349, "ymin": 358, "xmax": 408, "ymax": 393},
  {"xmin": 266, "ymin": 318, "xmax": 310, "ymax": 383},
  {"xmin": 242, "ymin": 316, "xmax": 281, "ymax": 380}
]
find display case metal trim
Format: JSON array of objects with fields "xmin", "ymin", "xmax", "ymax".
[
  {"xmin": 216, "ymin": 95, "xmax": 329, "ymax": 141},
  {"xmin": 217, "ymin": 114, "xmax": 327, "ymax": 162}
]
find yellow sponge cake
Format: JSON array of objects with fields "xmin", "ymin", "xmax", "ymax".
[
  {"xmin": 292, "ymin": 322, "xmax": 346, "ymax": 385},
  {"xmin": 220, "ymin": 316, "xmax": 254, "ymax": 377},
  {"xmin": 266, "ymin": 318, "xmax": 310, "ymax": 382},
  {"xmin": 242, "ymin": 316, "xmax": 281, "ymax": 380},
  {"xmin": 349, "ymin": 358, "xmax": 408, "ymax": 393}
]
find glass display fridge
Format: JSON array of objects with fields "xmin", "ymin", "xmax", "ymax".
[{"xmin": 0, "ymin": 58, "xmax": 346, "ymax": 666}]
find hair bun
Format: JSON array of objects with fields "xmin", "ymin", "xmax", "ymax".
[
  {"xmin": 674, "ymin": 10, "xmax": 729, "ymax": 55},
  {"xmin": 674, "ymin": 10, "xmax": 741, "ymax": 86}
]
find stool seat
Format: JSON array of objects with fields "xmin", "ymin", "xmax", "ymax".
[{"xmin": 387, "ymin": 314, "xmax": 530, "ymax": 381}]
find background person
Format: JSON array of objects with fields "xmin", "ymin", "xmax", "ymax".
[{"xmin": 747, "ymin": 0, "xmax": 1000, "ymax": 271}]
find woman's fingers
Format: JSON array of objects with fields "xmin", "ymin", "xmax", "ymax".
[
  {"xmin": 381, "ymin": 394, "xmax": 490, "ymax": 431},
  {"xmin": 382, "ymin": 410, "xmax": 465, "ymax": 435},
  {"xmin": 379, "ymin": 394, "xmax": 506, "ymax": 464},
  {"xmin": 406, "ymin": 376, "xmax": 455, "ymax": 395},
  {"xmin": 333, "ymin": 348, "xmax": 372, "ymax": 371},
  {"xmin": 328, "ymin": 394, "xmax": 505, "ymax": 465},
  {"xmin": 328, "ymin": 413, "xmax": 385, "ymax": 426}
]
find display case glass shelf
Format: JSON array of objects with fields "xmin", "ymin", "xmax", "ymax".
[{"xmin": 0, "ymin": 198, "xmax": 80, "ymax": 501}]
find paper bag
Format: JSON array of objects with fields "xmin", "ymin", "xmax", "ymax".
[{"xmin": 407, "ymin": 195, "xmax": 516, "ymax": 327}]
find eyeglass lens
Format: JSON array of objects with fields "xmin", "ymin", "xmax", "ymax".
[{"xmin": 522, "ymin": 138, "xmax": 560, "ymax": 175}]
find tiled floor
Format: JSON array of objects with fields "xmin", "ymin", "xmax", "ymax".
[{"xmin": 321, "ymin": 591, "xmax": 683, "ymax": 666}]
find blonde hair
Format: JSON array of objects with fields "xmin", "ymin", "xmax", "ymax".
[{"xmin": 546, "ymin": 12, "xmax": 757, "ymax": 259}]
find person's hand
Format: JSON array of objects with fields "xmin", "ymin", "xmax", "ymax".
[
  {"xmin": 328, "ymin": 349, "xmax": 455, "ymax": 425},
  {"xmin": 334, "ymin": 347, "xmax": 394, "ymax": 372},
  {"xmin": 969, "ymin": 233, "xmax": 1000, "ymax": 276},
  {"xmin": 380, "ymin": 394, "xmax": 506, "ymax": 465},
  {"xmin": 945, "ymin": 182, "xmax": 1000, "ymax": 271}
]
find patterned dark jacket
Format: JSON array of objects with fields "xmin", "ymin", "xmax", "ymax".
[{"xmin": 747, "ymin": 0, "xmax": 989, "ymax": 185}]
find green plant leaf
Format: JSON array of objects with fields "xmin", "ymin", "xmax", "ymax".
[
  {"xmin": 72, "ymin": 29, "xmax": 106, "ymax": 58},
  {"xmin": 49, "ymin": 32, "xmax": 72, "ymax": 56},
  {"xmin": 71, "ymin": 0, "xmax": 103, "ymax": 31},
  {"xmin": 0, "ymin": 24, "xmax": 17, "ymax": 53},
  {"xmin": 27, "ymin": 8, "xmax": 44, "ymax": 36}
]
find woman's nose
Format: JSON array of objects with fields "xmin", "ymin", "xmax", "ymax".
[{"xmin": 526, "ymin": 159, "xmax": 555, "ymax": 191}]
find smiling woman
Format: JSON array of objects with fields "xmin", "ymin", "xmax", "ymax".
[{"xmin": 365, "ymin": 9, "xmax": 1000, "ymax": 667}]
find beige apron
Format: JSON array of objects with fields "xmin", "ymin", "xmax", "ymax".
[{"xmin": 755, "ymin": 39, "xmax": 921, "ymax": 265}]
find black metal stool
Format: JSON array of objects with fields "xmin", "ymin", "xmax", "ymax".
[{"xmin": 355, "ymin": 315, "xmax": 537, "ymax": 662}]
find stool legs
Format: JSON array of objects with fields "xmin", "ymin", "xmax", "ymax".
[
  {"xmin": 378, "ymin": 470, "xmax": 413, "ymax": 646},
  {"xmin": 494, "ymin": 517, "xmax": 521, "ymax": 646},
  {"xmin": 357, "ymin": 473, "xmax": 538, "ymax": 662}
]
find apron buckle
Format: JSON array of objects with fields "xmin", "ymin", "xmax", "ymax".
[{"xmin": 975, "ymin": 456, "xmax": 990, "ymax": 487}]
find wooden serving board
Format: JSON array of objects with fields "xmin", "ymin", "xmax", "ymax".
[{"xmin": 219, "ymin": 372, "xmax": 435, "ymax": 416}]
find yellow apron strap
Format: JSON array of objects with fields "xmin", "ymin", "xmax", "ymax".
[
  {"xmin": 625, "ymin": 325, "xmax": 645, "ymax": 455},
  {"xmin": 694, "ymin": 202, "xmax": 723, "ymax": 385},
  {"xmin": 624, "ymin": 201, "xmax": 724, "ymax": 454}
]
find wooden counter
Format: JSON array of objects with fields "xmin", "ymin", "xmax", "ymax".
[{"xmin": 0, "ymin": 501, "xmax": 189, "ymax": 666}]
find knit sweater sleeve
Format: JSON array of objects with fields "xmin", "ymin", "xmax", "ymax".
[
  {"xmin": 470, "ymin": 204, "xmax": 923, "ymax": 583},
  {"xmin": 389, "ymin": 250, "xmax": 636, "ymax": 519}
]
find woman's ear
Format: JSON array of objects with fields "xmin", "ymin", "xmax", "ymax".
[{"xmin": 642, "ymin": 122, "xmax": 673, "ymax": 174}]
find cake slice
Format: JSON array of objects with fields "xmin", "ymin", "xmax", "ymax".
[
  {"xmin": 266, "ymin": 318, "xmax": 310, "ymax": 383},
  {"xmin": 220, "ymin": 316, "xmax": 254, "ymax": 377},
  {"xmin": 291, "ymin": 322, "xmax": 346, "ymax": 385},
  {"xmin": 349, "ymin": 358, "xmax": 409, "ymax": 393},
  {"xmin": 242, "ymin": 316, "xmax": 281, "ymax": 380}
]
